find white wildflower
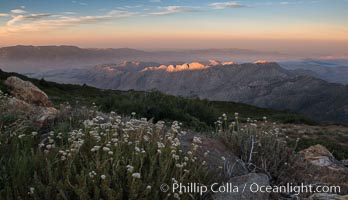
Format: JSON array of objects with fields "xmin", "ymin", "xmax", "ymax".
[
  {"xmin": 172, "ymin": 154, "xmax": 180, "ymax": 160},
  {"xmin": 127, "ymin": 165, "xmax": 134, "ymax": 173},
  {"xmin": 192, "ymin": 136, "xmax": 202, "ymax": 144},
  {"xmin": 132, "ymin": 173, "xmax": 141, "ymax": 179},
  {"xmin": 89, "ymin": 171, "xmax": 97, "ymax": 178},
  {"xmin": 143, "ymin": 135, "xmax": 149, "ymax": 142},
  {"xmin": 102, "ymin": 147, "xmax": 110, "ymax": 152},
  {"xmin": 91, "ymin": 145, "xmax": 101, "ymax": 152},
  {"xmin": 176, "ymin": 164, "xmax": 183, "ymax": 168},
  {"xmin": 29, "ymin": 187, "xmax": 35, "ymax": 195},
  {"xmin": 18, "ymin": 134, "xmax": 25, "ymax": 139},
  {"xmin": 174, "ymin": 193, "xmax": 180, "ymax": 199},
  {"xmin": 157, "ymin": 142, "xmax": 165, "ymax": 148}
]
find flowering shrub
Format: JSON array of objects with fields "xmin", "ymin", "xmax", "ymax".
[
  {"xmin": 0, "ymin": 90, "xmax": 36, "ymax": 136},
  {"xmin": 216, "ymin": 113, "xmax": 301, "ymax": 186},
  {"xmin": 0, "ymin": 104, "xmax": 215, "ymax": 199},
  {"xmin": 0, "ymin": 88, "xmax": 328, "ymax": 199}
]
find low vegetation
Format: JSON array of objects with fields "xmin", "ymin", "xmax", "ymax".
[
  {"xmin": 1, "ymin": 103, "xmax": 217, "ymax": 199},
  {"xmin": 215, "ymin": 114, "xmax": 301, "ymax": 185},
  {"xmin": 0, "ymin": 90, "xmax": 307, "ymax": 199}
]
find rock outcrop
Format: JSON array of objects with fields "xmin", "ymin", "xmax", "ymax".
[
  {"xmin": 5, "ymin": 76, "xmax": 51, "ymax": 107},
  {"xmin": 299, "ymin": 144, "xmax": 345, "ymax": 171},
  {"xmin": 3, "ymin": 76, "xmax": 58, "ymax": 129},
  {"xmin": 142, "ymin": 62, "xmax": 208, "ymax": 72},
  {"xmin": 299, "ymin": 145, "xmax": 348, "ymax": 194},
  {"xmin": 308, "ymin": 193, "xmax": 348, "ymax": 200},
  {"xmin": 253, "ymin": 60, "xmax": 272, "ymax": 64}
]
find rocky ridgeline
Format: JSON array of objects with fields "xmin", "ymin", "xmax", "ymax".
[{"xmin": 2, "ymin": 76, "xmax": 58, "ymax": 129}]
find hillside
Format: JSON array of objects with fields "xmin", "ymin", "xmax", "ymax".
[
  {"xmin": 280, "ymin": 59, "xmax": 348, "ymax": 85},
  {"xmin": 1, "ymin": 73, "xmax": 347, "ymax": 200},
  {"xmin": 29, "ymin": 61, "xmax": 348, "ymax": 124},
  {"xmin": 0, "ymin": 69, "xmax": 314, "ymax": 131}
]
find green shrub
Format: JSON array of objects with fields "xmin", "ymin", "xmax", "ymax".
[
  {"xmin": 215, "ymin": 114, "xmax": 301, "ymax": 186},
  {"xmin": 0, "ymin": 110, "xmax": 217, "ymax": 199}
]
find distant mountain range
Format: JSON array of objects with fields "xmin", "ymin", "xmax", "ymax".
[
  {"xmin": 0, "ymin": 45, "xmax": 149, "ymax": 72},
  {"xmin": 1, "ymin": 45, "xmax": 347, "ymax": 124},
  {"xmin": 280, "ymin": 59, "xmax": 348, "ymax": 85},
  {"xmin": 29, "ymin": 60, "xmax": 348, "ymax": 124},
  {"xmin": 0, "ymin": 45, "xmax": 290, "ymax": 73}
]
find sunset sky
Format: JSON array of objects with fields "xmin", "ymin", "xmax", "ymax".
[{"xmin": 0, "ymin": 0, "xmax": 347, "ymax": 55}]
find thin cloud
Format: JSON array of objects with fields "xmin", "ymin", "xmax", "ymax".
[
  {"xmin": 280, "ymin": 1, "xmax": 303, "ymax": 5},
  {"xmin": 72, "ymin": 1, "xmax": 88, "ymax": 6},
  {"xmin": 1, "ymin": 10, "xmax": 137, "ymax": 34},
  {"xmin": 62, "ymin": 12, "xmax": 77, "ymax": 15},
  {"xmin": 210, "ymin": 1, "xmax": 245, "ymax": 9},
  {"xmin": 7, "ymin": 14, "xmax": 51, "ymax": 26},
  {"xmin": 11, "ymin": 9, "xmax": 27, "ymax": 14},
  {"xmin": 108, "ymin": 10, "xmax": 137, "ymax": 17},
  {"xmin": 0, "ymin": 13, "xmax": 9, "ymax": 17},
  {"xmin": 150, "ymin": 6, "xmax": 191, "ymax": 16}
]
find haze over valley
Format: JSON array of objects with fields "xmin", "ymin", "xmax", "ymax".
[{"xmin": 0, "ymin": 44, "xmax": 347, "ymax": 124}]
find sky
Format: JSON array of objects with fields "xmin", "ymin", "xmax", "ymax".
[{"xmin": 0, "ymin": 0, "xmax": 347, "ymax": 55}]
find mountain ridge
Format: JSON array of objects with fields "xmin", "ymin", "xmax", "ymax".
[
  {"xmin": 0, "ymin": 45, "xmax": 294, "ymax": 73},
  {"xmin": 0, "ymin": 68, "xmax": 315, "ymax": 129},
  {"xmin": 27, "ymin": 61, "xmax": 348, "ymax": 124}
]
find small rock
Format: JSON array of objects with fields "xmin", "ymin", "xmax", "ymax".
[
  {"xmin": 342, "ymin": 160, "xmax": 348, "ymax": 167},
  {"xmin": 299, "ymin": 144, "xmax": 346, "ymax": 171},
  {"xmin": 298, "ymin": 145, "xmax": 348, "ymax": 195},
  {"xmin": 35, "ymin": 107, "xmax": 58, "ymax": 128},
  {"xmin": 308, "ymin": 193, "xmax": 348, "ymax": 200}
]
